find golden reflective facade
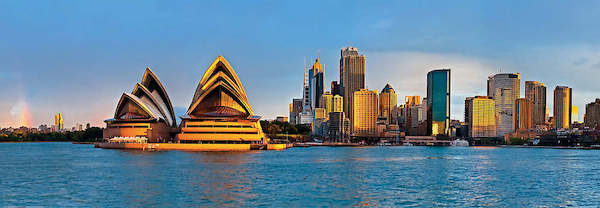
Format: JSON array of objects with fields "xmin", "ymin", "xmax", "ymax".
[
  {"xmin": 553, "ymin": 86, "xmax": 572, "ymax": 129},
  {"xmin": 379, "ymin": 84, "xmax": 397, "ymax": 124},
  {"xmin": 176, "ymin": 56, "xmax": 266, "ymax": 144},
  {"xmin": 352, "ymin": 89, "xmax": 378, "ymax": 137},
  {"xmin": 466, "ymin": 96, "xmax": 496, "ymax": 138},
  {"xmin": 103, "ymin": 68, "xmax": 176, "ymax": 142},
  {"xmin": 514, "ymin": 98, "xmax": 533, "ymax": 130}
]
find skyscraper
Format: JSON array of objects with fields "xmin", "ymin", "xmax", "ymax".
[
  {"xmin": 427, "ymin": 69, "xmax": 451, "ymax": 136},
  {"xmin": 514, "ymin": 98, "xmax": 533, "ymax": 130},
  {"xmin": 340, "ymin": 47, "xmax": 365, "ymax": 130},
  {"xmin": 333, "ymin": 95, "xmax": 343, "ymax": 113},
  {"xmin": 487, "ymin": 73, "xmax": 520, "ymax": 137},
  {"xmin": 572, "ymin": 106, "xmax": 579, "ymax": 124},
  {"xmin": 465, "ymin": 96, "xmax": 496, "ymax": 138},
  {"xmin": 54, "ymin": 113, "xmax": 64, "ymax": 131},
  {"xmin": 290, "ymin": 98, "xmax": 303, "ymax": 124},
  {"xmin": 320, "ymin": 91, "xmax": 333, "ymax": 120},
  {"xmin": 331, "ymin": 81, "xmax": 342, "ymax": 97},
  {"xmin": 525, "ymin": 81, "xmax": 546, "ymax": 126},
  {"xmin": 379, "ymin": 84, "xmax": 397, "ymax": 125},
  {"xmin": 352, "ymin": 89, "xmax": 377, "ymax": 137},
  {"xmin": 554, "ymin": 86, "xmax": 572, "ymax": 129},
  {"xmin": 584, "ymin": 99, "xmax": 600, "ymax": 128},
  {"xmin": 311, "ymin": 57, "xmax": 324, "ymax": 108}
]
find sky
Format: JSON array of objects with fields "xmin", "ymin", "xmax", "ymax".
[{"xmin": 1, "ymin": 0, "xmax": 600, "ymax": 128}]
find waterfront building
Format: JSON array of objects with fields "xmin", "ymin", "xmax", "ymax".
[
  {"xmin": 54, "ymin": 113, "xmax": 64, "ymax": 132},
  {"xmin": 405, "ymin": 96, "xmax": 421, "ymax": 106},
  {"xmin": 553, "ymin": 86, "xmax": 572, "ymax": 129},
  {"xmin": 328, "ymin": 111, "xmax": 349, "ymax": 142},
  {"xmin": 176, "ymin": 56, "xmax": 266, "ymax": 144},
  {"xmin": 333, "ymin": 95, "xmax": 343, "ymax": 113},
  {"xmin": 275, "ymin": 116, "xmax": 288, "ymax": 123},
  {"xmin": 290, "ymin": 98, "xmax": 303, "ymax": 124},
  {"xmin": 487, "ymin": 73, "xmax": 520, "ymax": 137},
  {"xmin": 103, "ymin": 68, "xmax": 176, "ymax": 142},
  {"xmin": 320, "ymin": 91, "xmax": 333, "ymax": 120},
  {"xmin": 584, "ymin": 99, "xmax": 600, "ymax": 128},
  {"xmin": 310, "ymin": 57, "xmax": 325, "ymax": 108},
  {"xmin": 379, "ymin": 84, "xmax": 397, "ymax": 125},
  {"xmin": 313, "ymin": 108, "xmax": 327, "ymax": 137},
  {"xmin": 525, "ymin": 81, "xmax": 546, "ymax": 125},
  {"xmin": 352, "ymin": 89, "xmax": 378, "ymax": 137},
  {"xmin": 465, "ymin": 96, "xmax": 496, "ymax": 138},
  {"xmin": 514, "ymin": 98, "xmax": 533, "ymax": 130},
  {"xmin": 427, "ymin": 69, "xmax": 451, "ymax": 136},
  {"xmin": 340, "ymin": 46, "xmax": 365, "ymax": 130}
]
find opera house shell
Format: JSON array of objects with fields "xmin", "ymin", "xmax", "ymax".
[
  {"xmin": 103, "ymin": 68, "xmax": 176, "ymax": 142},
  {"xmin": 176, "ymin": 56, "xmax": 267, "ymax": 144}
]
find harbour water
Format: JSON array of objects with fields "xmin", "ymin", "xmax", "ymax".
[{"xmin": 2, "ymin": 142, "xmax": 600, "ymax": 207}]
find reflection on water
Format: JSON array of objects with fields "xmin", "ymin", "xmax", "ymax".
[{"xmin": 2, "ymin": 143, "xmax": 600, "ymax": 207}]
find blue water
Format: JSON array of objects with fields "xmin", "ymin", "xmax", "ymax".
[{"xmin": 2, "ymin": 143, "xmax": 600, "ymax": 207}]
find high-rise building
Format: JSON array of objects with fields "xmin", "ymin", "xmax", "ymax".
[
  {"xmin": 465, "ymin": 96, "xmax": 496, "ymax": 138},
  {"xmin": 584, "ymin": 99, "xmax": 600, "ymax": 128},
  {"xmin": 328, "ymin": 112, "xmax": 349, "ymax": 142},
  {"xmin": 340, "ymin": 47, "xmax": 365, "ymax": 130},
  {"xmin": 525, "ymin": 81, "xmax": 546, "ymax": 126},
  {"xmin": 333, "ymin": 95, "xmax": 343, "ymax": 113},
  {"xmin": 514, "ymin": 98, "xmax": 533, "ymax": 130},
  {"xmin": 54, "ymin": 113, "xmax": 64, "ymax": 132},
  {"xmin": 313, "ymin": 108, "xmax": 327, "ymax": 136},
  {"xmin": 554, "ymin": 86, "xmax": 572, "ymax": 129},
  {"xmin": 320, "ymin": 91, "xmax": 333, "ymax": 120},
  {"xmin": 379, "ymin": 84, "xmax": 397, "ymax": 125},
  {"xmin": 405, "ymin": 96, "xmax": 421, "ymax": 106},
  {"xmin": 311, "ymin": 57, "xmax": 325, "ymax": 108},
  {"xmin": 572, "ymin": 106, "xmax": 579, "ymax": 124},
  {"xmin": 427, "ymin": 69, "xmax": 451, "ymax": 136},
  {"xmin": 352, "ymin": 89, "xmax": 377, "ymax": 137},
  {"xmin": 302, "ymin": 62, "xmax": 311, "ymax": 112},
  {"xmin": 290, "ymin": 98, "xmax": 303, "ymax": 125},
  {"xmin": 331, "ymin": 81, "xmax": 342, "ymax": 97},
  {"xmin": 487, "ymin": 73, "xmax": 520, "ymax": 137}
]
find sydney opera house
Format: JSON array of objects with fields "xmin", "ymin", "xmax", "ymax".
[{"xmin": 100, "ymin": 56, "xmax": 277, "ymax": 150}]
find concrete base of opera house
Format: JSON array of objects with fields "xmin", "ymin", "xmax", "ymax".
[{"xmin": 94, "ymin": 142, "xmax": 293, "ymax": 151}]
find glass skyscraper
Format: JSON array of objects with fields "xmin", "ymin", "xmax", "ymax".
[
  {"xmin": 487, "ymin": 73, "xmax": 520, "ymax": 137},
  {"xmin": 426, "ymin": 69, "xmax": 451, "ymax": 136}
]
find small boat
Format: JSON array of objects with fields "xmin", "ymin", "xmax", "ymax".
[
  {"xmin": 402, "ymin": 142, "xmax": 414, "ymax": 146},
  {"xmin": 450, "ymin": 139, "xmax": 469, "ymax": 147}
]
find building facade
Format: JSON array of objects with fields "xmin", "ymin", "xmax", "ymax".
[
  {"xmin": 379, "ymin": 84, "xmax": 398, "ymax": 125},
  {"xmin": 352, "ymin": 89, "xmax": 378, "ymax": 137},
  {"xmin": 310, "ymin": 57, "xmax": 324, "ymax": 108},
  {"xmin": 54, "ymin": 113, "xmax": 64, "ymax": 132},
  {"xmin": 320, "ymin": 91, "xmax": 333, "ymax": 120},
  {"xmin": 333, "ymin": 95, "xmax": 343, "ymax": 113},
  {"xmin": 427, "ymin": 69, "xmax": 451, "ymax": 136},
  {"xmin": 554, "ymin": 86, "xmax": 572, "ymax": 129},
  {"xmin": 465, "ymin": 96, "xmax": 496, "ymax": 138},
  {"xmin": 525, "ymin": 81, "xmax": 546, "ymax": 126},
  {"xmin": 514, "ymin": 98, "xmax": 533, "ymax": 130},
  {"xmin": 340, "ymin": 47, "xmax": 365, "ymax": 131},
  {"xmin": 487, "ymin": 73, "xmax": 520, "ymax": 137},
  {"xmin": 584, "ymin": 99, "xmax": 600, "ymax": 128},
  {"xmin": 290, "ymin": 98, "xmax": 303, "ymax": 125}
]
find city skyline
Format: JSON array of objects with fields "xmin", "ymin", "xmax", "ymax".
[{"xmin": 2, "ymin": 1, "xmax": 600, "ymax": 128}]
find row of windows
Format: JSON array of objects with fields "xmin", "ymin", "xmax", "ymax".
[
  {"xmin": 183, "ymin": 131, "xmax": 259, "ymax": 134},
  {"xmin": 179, "ymin": 140, "xmax": 261, "ymax": 144},
  {"xmin": 108, "ymin": 125, "xmax": 149, "ymax": 129},
  {"xmin": 185, "ymin": 125, "xmax": 253, "ymax": 128}
]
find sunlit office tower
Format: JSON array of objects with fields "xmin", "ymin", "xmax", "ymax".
[
  {"xmin": 331, "ymin": 81, "xmax": 342, "ymax": 97},
  {"xmin": 572, "ymin": 106, "xmax": 579, "ymax": 124},
  {"xmin": 353, "ymin": 89, "xmax": 378, "ymax": 137},
  {"xmin": 328, "ymin": 112, "xmax": 349, "ymax": 142},
  {"xmin": 333, "ymin": 95, "xmax": 344, "ymax": 113},
  {"xmin": 379, "ymin": 84, "xmax": 398, "ymax": 125},
  {"xmin": 553, "ymin": 86, "xmax": 572, "ymax": 129},
  {"xmin": 320, "ymin": 91, "xmax": 333, "ymax": 120},
  {"xmin": 310, "ymin": 57, "xmax": 325, "ymax": 108},
  {"xmin": 514, "ymin": 98, "xmax": 533, "ymax": 130},
  {"xmin": 405, "ymin": 96, "xmax": 421, "ymax": 106},
  {"xmin": 54, "ymin": 113, "xmax": 64, "ymax": 131},
  {"xmin": 290, "ymin": 98, "xmax": 303, "ymax": 125},
  {"xmin": 487, "ymin": 73, "xmax": 520, "ymax": 137},
  {"xmin": 525, "ymin": 81, "xmax": 546, "ymax": 126},
  {"xmin": 584, "ymin": 99, "xmax": 600, "ymax": 128},
  {"xmin": 465, "ymin": 96, "xmax": 496, "ymax": 138},
  {"xmin": 340, "ymin": 47, "xmax": 365, "ymax": 130},
  {"xmin": 427, "ymin": 69, "xmax": 451, "ymax": 136}
]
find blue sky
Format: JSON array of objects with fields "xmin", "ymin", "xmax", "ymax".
[{"xmin": 1, "ymin": 0, "xmax": 600, "ymax": 127}]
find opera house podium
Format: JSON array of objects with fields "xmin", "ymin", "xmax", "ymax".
[{"xmin": 175, "ymin": 56, "xmax": 267, "ymax": 144}]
